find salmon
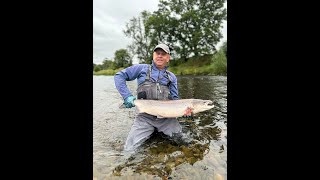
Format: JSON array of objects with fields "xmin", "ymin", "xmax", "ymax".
[{"xmin": 133, "ymin": 99, "xmax": 214, "ymax": 118}]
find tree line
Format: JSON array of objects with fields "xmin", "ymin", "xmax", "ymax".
[{"xmin": 94, "ymin": 0, "xmax": 227, "ymax": 72}]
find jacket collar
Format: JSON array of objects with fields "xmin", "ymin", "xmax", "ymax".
[{"xmin": 151, "ymin": 61, "xmax": 169, "ymax": 71}]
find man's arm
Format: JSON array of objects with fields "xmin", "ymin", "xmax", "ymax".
[
  {"xmin": 114, "ymin": 64, "xmax": 145, "ymax": 100},
  {"xmin": 169, "ymin": 73, "xmax": 179, "ymax": 100}
]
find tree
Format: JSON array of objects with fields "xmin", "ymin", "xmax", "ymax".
[
  {"xmin": 124, "ymin": 11, "xmax": 154, "ymax": 64},
  {"xmin": 212, "ymin": 46, "xmax": 227, "ymax": 75},
  {"xmin": 148, "ymin": 0, "xmax": 227, "ymax": 60},
  {"xmin": 145, "ymin": 9, "xmax": 177, "ymax": 58},
  {"xmin": 94, "ymin": 65, "xmax": 101, "ymax": 72},
  {"xmin": 102, "ymin": 58, "xmax": 116, "ymax": 70},
  {"xmin": 114, "ymin": 49, "xmax": 132, "ymax": 68},
  {"xmin": 221, "ymin": 41, "xmax": 227, "ymax": 58}
]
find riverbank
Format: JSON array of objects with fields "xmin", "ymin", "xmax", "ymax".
[
  {"xmin": 93, "ymin": 68, "xmax": 124, "ymax": 76},
  {"xmin": 93, "ymin": 52, "xmax": 227, "ymax": 76},
  {"xmin": 168, "ymin": 54, "xmax": 226, "ymax": 75}
]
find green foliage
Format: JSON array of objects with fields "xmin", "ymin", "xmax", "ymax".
[
  {"xmin": 93, "ymin": 63, "xmax": 96, "ymax": 71},
  {"xmin": 168, "ymin": 55, "xmax": 214, "ymax": 75},
  {"xmin": 114, "ymin": 49, "xmax": 132, "ymax": 68},
  {"xmin": 211, "ymin": 49, "xmax": 227, "ymax": 75},
  {"xmin": 147, "ymin": 0, "xmax": 227, "ymax": 59},
  {"xmin": 167, "ymin": 52, "xmax": 227, "ymax": 75},
  {"xmin": 94, "ymin": 0, "xmax": 227, "ymax": 76},
  {"xmin": 123, "ymin": 0, "xmax": 226, "ymax": 63},
  {"xmin": 124, "ymin": 11, "xmax": 153, "ymax": 64},
  {"xmin": 94, "ymin": 65, "xmax": 101, "ymax": 72},
  {"xmin": 93, "ymin": 68, "xmax": 125, "ymax": 76},
  {"xmin": 102, "ymin": 59, "xmax": 117, "ymax": 70},
  {"xmin": 94, "ymin": 53, "xmax": 227, "ymax": 76},
  {"xmin": 221, "ymin": 41, "xmax": 227, "ymax": 58}
]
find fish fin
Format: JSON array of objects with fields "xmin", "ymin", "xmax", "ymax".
[{"xmin": 183, "ymin": 107, "xmax": 193, "ymax": 116}]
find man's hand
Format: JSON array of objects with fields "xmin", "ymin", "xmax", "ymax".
[{"xmin": 124, "ymin": 95, "xmax": 136, "ymax": 108}]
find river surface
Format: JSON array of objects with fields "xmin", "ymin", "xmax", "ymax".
[{"xmin": 93, "ymin": 75, "xmax": 227, "ymax": 180}]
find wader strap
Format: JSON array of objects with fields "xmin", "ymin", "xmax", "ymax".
[
  {"xmin": 146, "ymin": 64, "xmax": 172, "ymax": 86},
  {"xmin": 165, "ymin": 71, "xmax": 172, "ymax": 86},
  {"xmin": 145, "ymin": 64, "xmax": 152, "ymax": 81}
]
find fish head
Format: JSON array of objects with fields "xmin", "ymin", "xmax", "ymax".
[{"xmin": 191, "ymin": 99, "xmax": 214, "ymax": 114}]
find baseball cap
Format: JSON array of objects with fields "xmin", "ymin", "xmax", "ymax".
[{"xmin": 153, "ymin": 43, "xmax": 170, "ymax": 54}]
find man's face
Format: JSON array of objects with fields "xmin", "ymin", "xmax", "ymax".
[{"xmin": 153, "ymin": 49, "xmax": 170, "ymax": 69}]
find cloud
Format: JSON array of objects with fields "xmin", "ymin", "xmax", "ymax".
[{"xmin": 93, "ymin": 0, "xmax": 159, "ymax": 64}]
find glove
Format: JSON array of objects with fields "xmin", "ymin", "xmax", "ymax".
[{"xmin": 124, "ymin": 95, "xmax": 136, "ymax": 108}]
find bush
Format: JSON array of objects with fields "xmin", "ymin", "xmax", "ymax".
[
  {"xmin": 94, "ymin": 66, "xmax": 101, "ymax": 72},
  {"xmin": 211, "ymin": 50, "xmax": 227, "ymax": 75}
]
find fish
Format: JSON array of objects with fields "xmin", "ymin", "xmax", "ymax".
[{"xmin": 132, "ymin": 99, "xmax": 214, "ymax": 118}]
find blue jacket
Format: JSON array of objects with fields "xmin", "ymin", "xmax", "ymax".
[{"xmin": 114, "ymin": 62, "xmax": 179, "ymax": 100}]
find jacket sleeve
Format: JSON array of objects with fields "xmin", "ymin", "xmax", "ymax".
[
  {"xmin": 169, "ymin": 73, "xmax": 179, "ymax": 100},
  {"xmin": 114, "ymin": 64, "xmax": 145, "ymax": 100}
]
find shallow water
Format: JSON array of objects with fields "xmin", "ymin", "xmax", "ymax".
[{"xmin": 93, "ymin": 75, "xmax": 227, "ymax": 180}]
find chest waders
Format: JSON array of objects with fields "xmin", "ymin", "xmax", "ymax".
[
  {"xmin": 124, "ymin": 65, "xmax": 186, "ymax": 151},
  {"xmin": 137, "ymin": 65, "xmax": 172, "ymax": 100}
]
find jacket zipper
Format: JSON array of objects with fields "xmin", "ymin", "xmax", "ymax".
[{"xmin": 156, "ymin": 71, "xmax": 161, "ymax": 99}]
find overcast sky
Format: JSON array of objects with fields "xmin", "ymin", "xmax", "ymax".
[{"xmin": 93, "ymin": 0, "xmax": 227, "ymax": 64}]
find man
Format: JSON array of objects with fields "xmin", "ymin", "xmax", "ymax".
[{"xmin": 114, "ymin": 43, "xmax": 189, "ymax": 151}]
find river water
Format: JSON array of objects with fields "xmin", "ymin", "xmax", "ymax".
[{"xmin": 93, "ymin": 75, "xmax": 227, "ymax": 180}]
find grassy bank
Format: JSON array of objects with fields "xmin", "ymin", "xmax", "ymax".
[
  {"xmin": 168, "ymin": 53, "xmax": 226, "ymax": 75},
  {"xmin": 93, "ymin": 51, "xmax": 226, "ymax": 76},
  {"xmin": 93, "ymin": 68, "xmax": 124, "ymax": 76}
]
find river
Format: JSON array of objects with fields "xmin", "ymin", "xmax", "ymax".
[{"xmin": 93, "ymin": 75, "xmax": 227, "ymax": 180}]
